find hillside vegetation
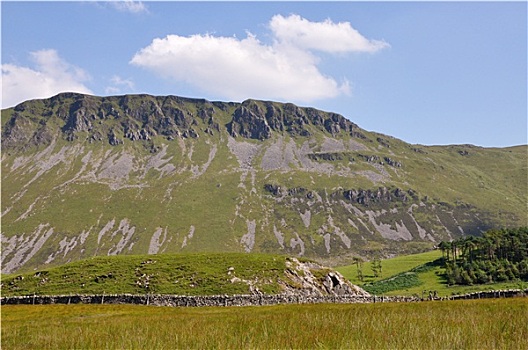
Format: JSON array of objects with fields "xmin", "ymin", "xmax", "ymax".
[
  {"xmin": 337, "ymin": 246, "xmax": 528, "ymax": 297},
  {"xmin": 1, "ymin": 93, "xmax": 526, "ymax": 273},
  {"xmin": 0, "ymin": 253, "xmax": 364, "ymax": 297},
  {"xmin": 439, "ymin": 227, "xmax": 528, "ymax": 285}
]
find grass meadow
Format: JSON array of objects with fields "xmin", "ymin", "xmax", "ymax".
[{"xmin": 2, "ymin": 298, "xmax": 527, "ymax": 349}]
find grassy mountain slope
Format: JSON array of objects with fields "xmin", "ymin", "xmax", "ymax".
[{"xmin": 1, "ymin": 93, "xmax": 526, "ymax": 273}]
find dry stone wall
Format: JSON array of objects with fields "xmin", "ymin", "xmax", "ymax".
[
  {"xmin": 1, "ymin": 293, "xmax": 417, "ymax": 307},
  {"xmin": 2, "ymin": 289, "xmax": 526, "ymax": 307},
  {"xmin": 448, "ymin": 289, "xmax": 527, "ymax": 300}
]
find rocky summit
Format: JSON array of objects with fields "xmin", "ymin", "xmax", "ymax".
[{"xmin": 1, "ymin": 93, "xmax": 526, "ymax": 273}]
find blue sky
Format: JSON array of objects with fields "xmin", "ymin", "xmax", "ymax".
[{"xmin": 2, "ymin": 1, "xmax": 526, "ymax": 147}]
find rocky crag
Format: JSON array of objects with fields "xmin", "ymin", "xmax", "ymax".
[{"xmin": 2, "ymin": 93, "xmax": 526, "ymax": 273}]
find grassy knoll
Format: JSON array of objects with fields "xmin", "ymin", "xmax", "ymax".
[
  {"xmin": 337, "ymin": 250, "xmax": 528, "ymax": 297},
  {"xmin": 1, "ymin": 253, "xmax": 290, "ymax": 296},
  {"xmin": 2, "ymin": 299, "xmax": 527, "ymax": 349}
]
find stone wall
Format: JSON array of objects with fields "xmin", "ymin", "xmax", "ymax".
[
  {"xmin": 0, "ymin": 293, "xmax": 416, "ymax": 307},
  {"xmin": 2, "ymin": 289, "xmax": 525, "ymax": 307},
  {"xmin": 448, "ymin": 289, "xmax": 527, "ymax": 300}
]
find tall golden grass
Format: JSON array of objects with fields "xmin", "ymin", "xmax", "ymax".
[{"xmin": 2, "ymin": 298, "xmax": 527, "ymax": 349}]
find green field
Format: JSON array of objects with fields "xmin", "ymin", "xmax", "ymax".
[
  {"xmin": 336, "ymin": 250, "xmax": 528, "ymax": 297},
  {"xmin": 337, "ymin": 250, "xmax": 443, "ymax": 284},
  {"xmin": 2, "ymin": 299, "xmax": 526, "ymax": 349}
]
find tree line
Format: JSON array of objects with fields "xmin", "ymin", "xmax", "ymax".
[{"xmin": 438, "ymin": 227, "xmax": 528, "ymax": 285}]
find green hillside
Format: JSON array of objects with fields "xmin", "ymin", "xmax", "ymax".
[
  {"xmin": 1, "ymin": 93, "xmax": 526, "ymax": 273},
  {"xmin": 1, "ymin": 252, "xmax": 365, "ymax": 297}
]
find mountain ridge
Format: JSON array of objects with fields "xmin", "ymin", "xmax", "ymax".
[{"xmin": 1, "ymin": 93, "xmax": 526, "ymax": 274}]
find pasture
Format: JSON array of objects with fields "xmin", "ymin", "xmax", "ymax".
[{"xmin": 2, "ymin": 298, "xmax": 526, "ymax": 349}]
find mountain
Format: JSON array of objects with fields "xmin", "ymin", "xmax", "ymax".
[{"xmin": 1, "ymin": 93, "xmax": 526, "ymax": 274}]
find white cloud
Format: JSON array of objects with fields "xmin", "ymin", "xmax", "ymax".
[
  {"xmin": 2, "ymin": 49, "xmax": 92, "ymax": 108},
  {"xmin": 105, "ymin": 75, "xmax": 135, "ymax": 95},
  {"xmin": 131, "ymin": 33, "xmax": 349, "ymax": 102},
  {"xmin": 269, "ymin": 14, "xmax": 389, "ymax": 53},
  {"xmin": 110, "ymin": 1, "xmax": 148, "ymax": 14},
  {"xmin": 130, "ymin": 14, "xmax": 387, "ymax": 103}
]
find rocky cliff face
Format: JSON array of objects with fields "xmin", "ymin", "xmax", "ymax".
[
  {"xmin": 1, "ymin": 93, "xmax": 526, "ymax": 273},
  {"xmin": 2, "ymin": 94, "xmax": 359, "ymax": 150}
]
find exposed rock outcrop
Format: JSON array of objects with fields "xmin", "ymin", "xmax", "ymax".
[
  {"xmin": 281, "ymin": 258, "xmax": 368, "ymax": 296},
  {"xmin": 227, "ymin": 104, "xmax": 272, "ymax": 140},
  {"xmin": 2, "ymin": 93, "xmax": 227, "ymax": 149},
  {"xmin": 343, "ymin": 187, "xmax": 411, "ymax": 206},
  {"xmin": 2, "ymin": 93, "xmax": 366, "ymax": 149}
]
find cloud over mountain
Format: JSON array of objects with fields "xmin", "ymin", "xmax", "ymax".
[
  {"xmin": 130, "ymin": 14, "xmax": 388, "ymax": 103},
  {"xmin": 2, "ymin": 49, "xmax": 92, "ymax": 108}
]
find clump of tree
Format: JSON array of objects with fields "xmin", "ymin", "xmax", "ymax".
[{"xmin": 438, "ymin": 227, "xmax": 528, "ymax": 285}]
